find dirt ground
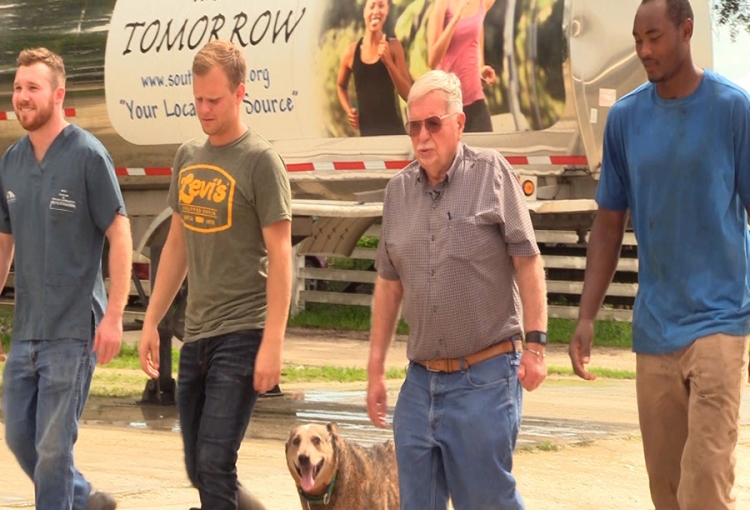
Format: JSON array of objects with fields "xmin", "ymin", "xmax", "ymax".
[{"xmin": 0, "ymin": 328, "xmax": 749, "ymax": 509}]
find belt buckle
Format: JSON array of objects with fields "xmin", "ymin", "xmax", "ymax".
[
  {"xmin": 424, "ymin": 360, "xmax": 442, "ymax": 372},
  {"xmin": 423, "ymin": 359, "xmax": 448, "ymax": 372}
]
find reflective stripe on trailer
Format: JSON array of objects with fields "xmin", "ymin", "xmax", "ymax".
[
  {"xmin": 113, "ymin": 155, "xmax": 588, "ymax": 176},
  {"xmin": 286, "ymin": 160, "xmax": 413, "ymax": 171},
  {"xmin": 0, "ymin": 108, "xmax": 76, "ymax": 120},
  {"xmin": 506, "ymin": 155, "xmax": 588, "ymax": 166},
  {"xmin": 115, "ymin": 167, "xmax": 172, "ymax": 176}
]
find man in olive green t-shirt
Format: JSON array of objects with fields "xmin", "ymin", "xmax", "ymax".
[{"xmin": 138, "ymin": 40, "xmax": 292, "ymax": 510}]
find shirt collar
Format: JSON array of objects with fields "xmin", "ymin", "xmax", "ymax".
[{"xmin": 416, "ymin": 143, "xmax": 465, "ymax": 191}]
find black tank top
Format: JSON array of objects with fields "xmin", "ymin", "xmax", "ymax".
[{"xmin": 352, "ymin": 38, "xmax": 404, "ymax": 136}]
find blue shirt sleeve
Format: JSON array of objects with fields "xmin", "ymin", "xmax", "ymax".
[
  {"xmin": 0, "ymin": 151, "xmax": 11, "ymax": 235},
  {"xmin": 85, "ymin": 146, "xmax": 126, "ymax": 233},
  {"xmin": 596, "ymin": 105, "xmax": 630, "ymax": 211},
  {"xmin": 734, "ymin": 91, "xmax": 750, "ymax": 208}
]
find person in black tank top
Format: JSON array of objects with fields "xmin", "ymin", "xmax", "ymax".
[
  {"xmin": 337, "ymin": 0, "xmax": 412, "ymax": 136},
  {"xmin": 352, "ymin": 39, "xmax": 405, "ymax": 135}
]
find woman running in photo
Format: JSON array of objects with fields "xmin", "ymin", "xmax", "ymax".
[
  {"xmin": 428, "ymin": 0, "xmax": 497, "ymax": 132},
  {"xmin": 337, "ymin": 0, "xmax": 412, "ymax": 136}
]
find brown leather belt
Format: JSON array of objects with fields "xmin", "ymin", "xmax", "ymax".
[{"xmin": 416, "ymin": 337, "xmax": 522, "ymax": 373}]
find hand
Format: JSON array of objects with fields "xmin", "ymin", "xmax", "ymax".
[
  {"xmin": 0, "ymin": 341, "xmax": 5, "ymax": 362},
  {"xmin": 254, "ymin": 337, "xmax": 282, "ymax": 394},
  {"xmin": 378, "ymin": 34, "xmax": 393, "ymax": 67},
  {"xmin": 366, "ymin": 367, "xmax": 388, "ymax": 428},
  {"xmin": 93, "ymin": 314, "xmax": 123, "ymax": 365},
  {"xmin": 456, "ymin": 0, "xmax": 472, "ymax": 17},
  {"xmin": 138, "ymin": 325, "xmax": 161, "ymax": 379},
  {"xmin": 518, "ymin": 347, "xmax": 547, "ymax": 391},
  {"xmin": 367, "ymin": 379, "xmax": 388, "ymax": 428},
  {"xmin": 569, "ymin": 320, "xmax": 596, "ymax": 380},
  {"xmin": 480, "ymin": 65, "xmax": 496, "ymax": 86},
  {"xmin": 348, "ymin": 108, "xmax": 360, "ymax": 130}
]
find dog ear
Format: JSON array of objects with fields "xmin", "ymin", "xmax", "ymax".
[
  {"xmin": 285, "ymin": 426, "xmax": 297, "ymax": 454},
  {"xmin": 326, "ymin": 421, "xmax": 339, "ymax": 439}
]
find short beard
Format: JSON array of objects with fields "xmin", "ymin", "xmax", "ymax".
[{"xmin": 15, "ymin": 97, "xmax": 55, "ymax": 132}]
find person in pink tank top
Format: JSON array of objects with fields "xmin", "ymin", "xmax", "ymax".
[{"xmin": 428, "ymin": 0, "xmax": 496, "ymax": 132}]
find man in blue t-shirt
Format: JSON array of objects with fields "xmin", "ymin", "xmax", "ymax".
[
  {"xmin": 569, "ymin": 0, "xmax": 750, "ymax": 509},
  {"xmin": 0, "ymin": 48, "xmax": 131, "ymax": 509}
]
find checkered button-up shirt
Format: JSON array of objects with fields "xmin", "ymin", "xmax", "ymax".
[{"xmin": 376, "ymin": 143, "xmax": 539, "ymax": 361}]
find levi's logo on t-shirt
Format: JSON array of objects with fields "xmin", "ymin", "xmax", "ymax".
[{"xmin": 178, "ymin": 164, "xmax": 235, "ymax": 233}]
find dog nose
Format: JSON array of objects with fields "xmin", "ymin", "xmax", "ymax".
[{"xmin": 298, "ymin": 454, "xmax": 311, "ymax": 466}]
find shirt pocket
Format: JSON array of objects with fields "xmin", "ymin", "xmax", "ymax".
[
  {"xmin": 447, "ymin": 215, "xmax": 496, "ymax": 261},
  {"xmin": 46, "ymin": 187, "xmax": 92, "ymax": 279},
  {"xmin": 48, "ymin": 187, "xmax": 83, "ymax": 219}
]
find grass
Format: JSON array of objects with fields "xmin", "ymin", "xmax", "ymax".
[
  {"xmin": 548, "ymin": 319, "xmax": 633, "ymax": 348},
  {"xmin": 282, "ymin": 365, "xmax": 405, "ymax": 383},
  {"xmin": 85, "ymin": 364, "xmax": 407, "ymax": 399},
  {"xmin": 536, "ymin": 440, "xmax": 561, "ymax": 452},
  {"xmin": 547, "ymin": 365, "xmax": 636, "ymax": 379},
  {"xmin": 0, "ymin": 299, "xmax": 638, "ymax": 401},
  {"xmin": 518, "ymin": 441, "xmax": 563, "ymax": 453},
  {"xmin": 106, "ymin": 343, "xmax": 180, "ymax": 372},
  {"xmin": 289, "ymin": 303, "xmax": 410, "ymax": 335},
  {"xmin": 290, "ymin": 304, "xmax": 633, "ymax": 348},
  {"xmin": 90, "ymin": 369, "xmax": 151, "ymax": 398}
]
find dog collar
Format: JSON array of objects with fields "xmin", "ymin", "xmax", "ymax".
[{"xmin": 298, "ymin": 470, "xmax": 338, "ymax": 507}]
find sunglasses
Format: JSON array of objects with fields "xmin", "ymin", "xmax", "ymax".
[{"xmin": 405, "ymin": 113, "xmax": 457, "ymax": 137}]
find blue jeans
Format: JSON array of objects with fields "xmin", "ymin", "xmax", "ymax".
[
  {"xmin": 3, "ymin": 338, "xmax": 97, "ymax": 510},
  {"xmin": 177, "ymin": 330, "xmax": 262, "ymax": 510},
  {"xmin": 393, "ymin": 352, "xmax": 525, "ymax": 510}
]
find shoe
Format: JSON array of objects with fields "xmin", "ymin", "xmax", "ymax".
[{"xmin": 86, "ymin": 490, "xmax": 117, "ymax": 510}]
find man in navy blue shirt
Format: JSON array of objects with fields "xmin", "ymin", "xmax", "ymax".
[
  {"xmin": 0, "ymin": 48, "xmax": 132, "ymax": 510},
  {"xmin": 569, "ymin": 1, "xmax": 750, "ymax": 509}
]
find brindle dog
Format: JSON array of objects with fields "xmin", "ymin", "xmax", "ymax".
[{"xmin": 285, "ymin": 422, "xmax": 399, "ymax": 510}]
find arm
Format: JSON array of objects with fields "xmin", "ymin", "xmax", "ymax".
[
  {"xmin": 427, "ymin": 0, "xmax": 466, "ymax": 69},
  {"xmin": 478, "ymin": 22, "xmax": 496, "ymax": 85},
  {"xmin": 0, "ymin": 233, "xmax": 14, "ymax": 361},
  {"xmin": 138, "ymin": 212, "xmax": 188, "ymax": 378},
  {"xmin": 254, "ymin": 218, "xmax": 293, "ymax": 394},
  {"xmin": 513, "ymin": 253, "xmax": 547, "ymax": 333},
  {"xmin": 569, "ymin": 208, "xmax": 627, "ymax": 380},
  {"xmin": 513, "ymin": 253, "xmax": 547, "ymax": 391},
  {"xmin": 380, "ymin": 38, "xmax": 412, "ymax": 101},
  {"xmin": 336, "ymin": 44, "xmax": 359, "ymax": 131},
  {"xmin": 367, "ymin": 275, "xmax": 404, "ymax": 427},
  {"xmin": 94, "ymin": 213, "xmax": 133, "ymax": 365}
]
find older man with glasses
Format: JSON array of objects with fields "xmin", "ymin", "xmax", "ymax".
[{"xmin": 366, "ymin": 69, "xmax": 548, "ymax": 510}]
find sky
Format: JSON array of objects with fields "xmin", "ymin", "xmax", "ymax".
[{"xmin": 712, "ymin": 23, "xmax": 750, "ymax": 92}]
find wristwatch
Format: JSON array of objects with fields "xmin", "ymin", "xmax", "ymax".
[{"xmin": 525, "ymin": 330, "xmax": 548, "ymax": 346}]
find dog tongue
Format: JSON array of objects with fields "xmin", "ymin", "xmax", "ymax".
[{"xmin": 300, "ymin": 465, "xmax": 316, "ymax": 492}]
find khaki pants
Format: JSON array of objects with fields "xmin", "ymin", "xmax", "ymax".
[{"xmin": 636, "ymin": 333, "xmax": 749, "ymax": 510}]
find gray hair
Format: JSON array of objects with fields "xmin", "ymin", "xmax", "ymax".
[{"xmin": 407, "ymin": 70, "xmax": 463, "ymax": 116}]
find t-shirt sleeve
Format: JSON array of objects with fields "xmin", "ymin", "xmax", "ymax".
[
  {"xmin": 596, "ymin": 105, "xmax": 630, "ymax": 211},
  {"xmin": 0, "ymin": 153, "xmax": 11, "ymax": 235},
  {"xmin": 167, "ymin": 146, "xmax": 186, "ymax": 212},
  {"xmin": 251, "ymin": 148, "xmax": 292, "ymax": 227},
  {"xmin": 86, "ymin": 146, "xmax": 126, "ymax": 233},
  {"xmin": 494, "ymin": 154, "xmax": 539, "ymax": 257},
  {"xmin": 374, "ymin": 182, "xmax": 400, "ymax": 281},
  {"xmin": 734, "ymin": 92, "xmax": 750, "ymax": 208}
]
